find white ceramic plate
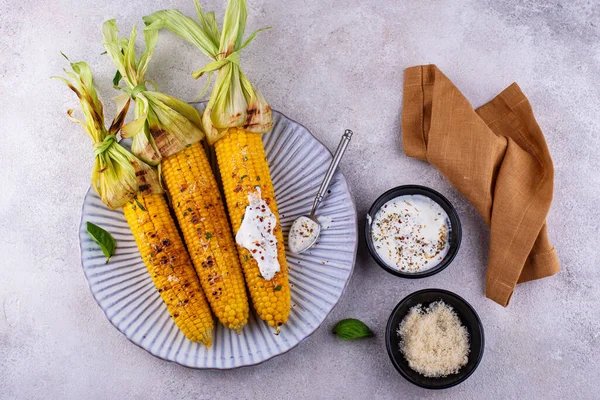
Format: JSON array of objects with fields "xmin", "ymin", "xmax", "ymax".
[{"xmin": 79, "ymin": 107, "xmax": 358, "ymax": 369}]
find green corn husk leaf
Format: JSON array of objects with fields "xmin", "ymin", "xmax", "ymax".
[
  {"xmin": 194, "ymin": 0, "xmax": 220, "ymax": 49},
  {"xmin": 54, "ymin": 58, "xmax": 162, "ymax": 210},
  {"xmin": 219, "ymin": 0, "xmax": 247, "ymax": 55},
  {"xmin": 122, "ymin": 94, "xmax": 162, "ymax": 165},
  {"xmin": 143, "ymin": 0, "xmax": 273, "ymax": 145},
  {"xmin": 144, "ymin": 91, "xmax": 205, "ymax": 157},
  {"xmin": 142, "ymin": 9, "xmax": 218, "ymax": 60},
  {"xmin": 102, "ymin": 19, "xmax": 205, "ymax": 164},
  {"xmin": 238, "ymin": 69, "xmax": 272, "ymax": 133}
]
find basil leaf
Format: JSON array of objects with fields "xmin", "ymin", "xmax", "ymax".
[
  {"xmin": 332, "ymin": 319, "xmax": 373, "ymax": 340},
  {"xmin": 86, "ymin": 222, "xmax": 116, "ymax": 263}
]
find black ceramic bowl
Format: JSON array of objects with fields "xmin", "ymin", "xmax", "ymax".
[
  {"xmin": 365, "ymin": 185, "xmax": 462, "ymax": 278},
  {"xmin": 385, "ymin": 289, "xmax": 484, "ymax": 389}
]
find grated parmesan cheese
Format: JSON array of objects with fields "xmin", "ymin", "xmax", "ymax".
[{"xmin": 397, "ymin": 300, "xmax": 470, "ymax": 378}]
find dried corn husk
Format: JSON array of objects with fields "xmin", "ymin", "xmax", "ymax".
[
  {"xmin": 143, "ymin": 0, "xmax": 272, "ymax": 145},
  {"xmin": 102, "ymin": 19, "xmax": 205, "ymax": 164},
  {"xmin": 55, "ymin": 58, "xmax": 162, "ymax": 209}
]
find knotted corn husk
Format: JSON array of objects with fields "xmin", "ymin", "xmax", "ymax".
[
  {"xmin": 143, "ymin": 0, "xmax": 272, "ymax": 145},
  {"xmin": 102, "ymin": 19, "xmax": 205, "ymax": 164},
  {"xmin": 55, "ymin": 58, "xmax": 162, "ymax": 209}
]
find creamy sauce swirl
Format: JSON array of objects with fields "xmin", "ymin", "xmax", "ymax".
[{"xmin": 236, "ymin": 188, "xmax": 280, "ymax": 280}]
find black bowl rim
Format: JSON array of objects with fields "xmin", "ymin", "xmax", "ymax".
[
  {"xmin": 365, "ymin": 185, "xmax": 462, "ymax": 278},
  {"xmin": 385, "ymin": 288, "xmax": 485, "ymax": 390}
]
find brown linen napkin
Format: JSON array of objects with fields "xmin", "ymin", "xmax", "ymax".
[{"xmin": 401, "ymin": 64, "xmax": 560, "ymax": 306}]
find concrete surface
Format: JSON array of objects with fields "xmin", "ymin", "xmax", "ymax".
[{"xmin": 1, "ymin": 0, "xmax": 599, "ymax": 399}]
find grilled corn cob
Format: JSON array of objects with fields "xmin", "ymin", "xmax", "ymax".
[
  {"xmin": 57, "ymin": 59, "xmax": 214, "ymax": 346},
  {"xmin": 123, "ymin": 193, "xmax": 214, "ymax": 345},
  {"xmin": 162, "ymin": 142, "xmax": 249, "ymax": 331},
  {"xmin": 215, "ymin": 128, "xmax": 290, "ymax": 328},
  {"xmin": 144, "ymin": 0, "xmax": 291, "ymax": 329},
  {"xmin": 102, "ymin": 20, "xmax": 249, "ymax": 331}
]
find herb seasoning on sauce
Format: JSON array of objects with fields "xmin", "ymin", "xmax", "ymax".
[
  {"xmin": 371, "ymin": 195, "xmax": 450, "ymax": 272},
  {"xmin": 288, "ymin": 216, "xmax": 319, "ymax": 254}
]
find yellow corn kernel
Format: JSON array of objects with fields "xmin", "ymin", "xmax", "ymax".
[
  {"xmin": 122, "ymin": 193, "xmax": 213, "ymax": 347},
  {"xmin": 214, "ymin": 128, "xmax": 290, "ymax": 329},
  {"xmin": 162, "ymin": 142, "xmax": 249, "ymax": 332}
]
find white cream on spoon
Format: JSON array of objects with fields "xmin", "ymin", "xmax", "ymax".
[{"xmin": 288, "ymin": 216, "xmax": 320, "ymax": 254}]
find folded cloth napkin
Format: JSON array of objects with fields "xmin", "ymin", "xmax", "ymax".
[{"xmin": 401, "ymin": 64, "xmax": 560, "ymax": 306}]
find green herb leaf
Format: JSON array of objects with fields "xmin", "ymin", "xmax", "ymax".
[
  {"xmin": 205, "ymin": 232, "xmax": 212, "ymax": 239},
  {"xmin": 243, "ymin": 255, "xmax": 249, "ymax": 261},
  {"xmin": 239, "ymin": 174, "xmax": 247, "ymax": 183},
  {"xmin": 274, "ymin": 285, "xmax": 282, "ymax": 291},
  {"xmin": 256, "ymin": 176, "xmax": 261, "ymax": 181},
  {"xmin": 332, "ymin": 319, "xmax": 373, "ymax": 340},
  {"xmin": 135, "ymin": 199, "xmax": 146, "ymax": 211},
  {"xmin": 86, "ymin": 222, "xmax": 116, "ymax": 263},
  {"xmin": 112, "ymin": 70, "xmax": 122, "ymax": 86}
]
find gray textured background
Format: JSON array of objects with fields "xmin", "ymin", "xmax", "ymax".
[{"xmin": 1, "ymin": 0, "xmax": 599, "ymax": 399}]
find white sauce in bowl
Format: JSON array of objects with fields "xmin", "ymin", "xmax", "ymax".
[
  {"xmin": 236, "ymin": 188, "xmax": 280, "ymax": 280},
  {"xmin": 371, "ymin": 194, "xmax": 451, "ymax": 273}
]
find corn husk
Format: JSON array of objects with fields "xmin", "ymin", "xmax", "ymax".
[
  {"xmin": 54, "ymin": 58, "xmax": 162, "ymax": 209},
  {"xmin": 102, "ymin": 19, "xmax": 205, "ymax": 164},
  {"xmin": 143, "ymin": 0, "xmax": 272, "ymax": 145}
]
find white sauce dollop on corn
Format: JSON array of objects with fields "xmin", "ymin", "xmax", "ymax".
[{"xmin": 236, "ymin": 188, "xmax": 280, "ymax": 280}]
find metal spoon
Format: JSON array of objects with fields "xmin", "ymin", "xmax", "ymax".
[{"xmin": 288, "ymin": 129, "xmax": 353, "ymax": 254}]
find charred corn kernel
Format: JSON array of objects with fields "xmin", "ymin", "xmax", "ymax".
[
  {"xmin": 162, "ymin": 142, "xmax": 249, "ymax": 332},
  {"xmin": 122, "ymin": 193, "xmax": 213, "ymax": 347},
  {"xmin": 214, "ymin": 128, "xmax": 290, "ymax": 329}
]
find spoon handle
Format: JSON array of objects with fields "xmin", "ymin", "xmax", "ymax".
[{"xmin": 310, "ymin": 129, "xmax": 353, "ymax": 217}]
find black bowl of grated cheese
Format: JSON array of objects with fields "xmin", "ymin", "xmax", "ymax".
[
  {"xmin": 385, "ymin": 289, "xmax": 484, "ymax": 389},
  {"xmin": 365, "ymin": 185, "xmax": 462, "ymax": 278}
]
